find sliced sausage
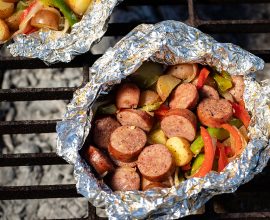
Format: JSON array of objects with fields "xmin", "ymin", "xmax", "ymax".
[
  {"xmin": 141, "ymin": 177, "xmax": 171, "ymax": 191},
  {"xmin": 110, "ymin": 167, "xmax": 140, "ymax": 191},
  {"xmin": 85, "ymin": 146, "xmax": 114, "ymax": 177},
  {"xmin": 116, "ymin": 83, "xmax": 140, "ymax": 109},
  {"xmin": 109, "ymin": 125, "xmax": 147, "ymax": 162},
  {"xmin": 199, "ymin": 85, "xmax": 219, "ymax": 100},
  {"xmin": 137, "ymin": 144, "xmax": 175, "ymax": 182},
  {"xmin": 228, "ymin": 76, "xmax": 244, "ymax": 102},
  {"xmin": 139, "ymin": 90, "xmax": 161, "ymax": 107},
  {"xmin": 166, "ymin": 63, "xmax": 198, "ymax": 82},
  {"xmin": 116, "ymin": 109, "xmax": 154, "ymax": 132},
  {"xmin": 143, "ymin": 182, "xmax": 167, "ymax": 191},
  {"xmin": 110, "ymin": 155, "xmax": 137, "ymax": 168},
  {"xmin": 197, "ymin": 98, "xmax": 233, "ymax": 128},
  {"xmin": 93, "ymin": 116, "xmax": 120, "ymax": 149},
  {"xmin": 161, "ymin": 109, "xmax": 197, "ymax": 141},
  {"xmin": 169, "ymin": 83, "xmax": 199, "ymax": 110}
]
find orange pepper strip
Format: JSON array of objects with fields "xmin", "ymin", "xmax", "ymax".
[
  {"xmin": 193, "ymin": 127, "xmax": 216, "ymax": 178},
  {"xmin": 221, "ymin": 124, "xmax": 243, "ymax": 156},
  {"xmin": 196, "ymin": 67, "xmax": 210, "ymax": 89},
  {"xmin": 231, "ymin": 100, "xmax": 251, "ymax": 128},
  {"xmin": 217, "ymin": 142, "xmax": 228, "ymax": 172}
]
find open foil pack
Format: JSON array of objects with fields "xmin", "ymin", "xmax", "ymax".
[
  {"xmin": 7, "ymin": 0, "xmax": 122, "ymax": 64},
  {"xmin": 56, "ymin": 21, "xmax": 270, "ymax": 219}
]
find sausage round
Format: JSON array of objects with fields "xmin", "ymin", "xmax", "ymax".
[
  {"xmin": 141, "ymin": 177, "xmax": 171, "ymax": 191},
  {"xmin": 93, "ymin": 116, "xmax": 120, "ymax": 149},
  {"xmin": 137, "ymin": 144, "xmax": 175, "ymax": 182},
  {"xmin": 109, "ymin": 125, "xmax": 147, "ymax": 162},
  {"xmin": 169, "ymin": 83, "xmax": 199, "ymax": 110},
  {"xmin": 199, "ymin": 85, "xmax": 219, "ymax": 100},
  {"xmin": 197, "ymin": 98, "xmax": 233, "ymax": 128},
  {"xmin": 139, "ymin": 90, "xmax": 161, "ymax": 107},
  {"xmin": 85, "ymin": 146, "xmax": 114, "ymax": 177},
  {"xmin": 116, "ymin": 83, "xmax": 140, "ymax": 109},
  {"xmin": 110, "ymin": 167, "xmax": 140, "ymax": 191},
  {"xmin": 116, "ymin": 109, "xmax": 154, "ymax": 132},
  {"xmin": 228, "ymin": 76, "xmax": 244, "ymax": 102},
  {"xmin": 166, "ymin": 63, "xmax": 198, "ymax": 82},
  {"xmin": 161, "ymin": 109, "xmax": 197, "ymax": 141},
  {"xmin": 143, "ymin": 182, "xmax": 167, "ymax": 191},
  {"xmin": 110, "ymin": 155, "xmax": 137, "ymax": 168}
]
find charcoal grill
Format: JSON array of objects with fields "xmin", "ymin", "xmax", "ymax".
[{"xmin": 0, "ymin": 0, "xmax": 270, "ymax": 219}]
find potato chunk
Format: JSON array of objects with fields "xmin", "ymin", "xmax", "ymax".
[
  {"xmin": 0, "ymin": 1, "xmax": 14, "ymax": 19},
  {"xmin": 166, "ymin": 137, "xmax": 193, "ymax": 166},
  {"xmin": 148, "ymin": 128, "xmax": 167, "ymax": 145},
  {"xmin": 0, "ymin": 19, "xmax": 10, "ymax": 42},
  {"xmin": 156, "ymin": 74, "xmax": 181, "ymax": 101}
]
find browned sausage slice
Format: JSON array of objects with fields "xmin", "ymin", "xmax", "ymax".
[
  {"xmin": 199, "ymin": 85, "xmax": 219, "ymax": 100},
  {"xmin": 110, "ymin": 167, "xmax": 140, "ymax": 191},
  {"xmin": 141, "ymin": 177, "xmax": 171, "ymax": 191},
  {"xmin": 169, "ymin": 83, "xmax": 199, "ymax": 110},
  {"xmin": 143, "ymin": 182, "xmax": 167, "ymax": 191},
  {"xmin": 137, "ymin": 144, "xmax": 175, "ymax": 182},
  {"xmin": 228, "ymin": 76, "xmax": 244, "ymax": 102},
  {"xmin": 166, "ymin": 63, "xmax": 198, "ymax": 82},
  {"xmin": 93, "ymin": 116, "xmax": 120, "ymax": 149},
  {"xmin": 161, "ymin": 109, "xmax": 197, "ymax": 141},
  {"xmin": 110, "ymin": 155, "xmax": 137, "ymax": 168},
  {"xmin": 85, "ymin": 146, "xmax": 114, "ymax": 177},
  {"xmin": 197, "ymin": 98, "xmax": 233, "ymax": 128},
  {"xmin": 109, "ymin": 125, "xmax": 147, "ymax": 162},
  {"xmin": 116, "ymin": 109, "xmax": 154, "ymax": 132},
  {"xmin": 116, "ymin": 83, "xmax": 140, "ymax": 109}
]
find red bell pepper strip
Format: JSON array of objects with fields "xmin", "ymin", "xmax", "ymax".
[
  {"xmin": 217, "ymin": 142, "xmax": 228, "ymax": 172},
  {"xmin": 230, "ymin": 100, "xmax": 251, "ymax": 128},
  {"xmin": 193, "ymin": 127, "xmax": 216, "ymax": 178},
  {"xmin": 224, "ymin": 146, "xmax": 233, "ymax": 157},
  {"xmin": 181, "ymin": 163, "xmax": 191, "ymax": 171},
  {"xmin": 196, "ymin": 67, "xmax": 210, "ymax": 89},
  {"xmin": 221, "ymin": 124, "xmax": 243, "ymax": 157},
  {"xmin": 154, "ymin": 104, "xmax": 169, "ymax": 120},
  {"xmin": 20, "ymin": 1, "xmax": 37, "ymax": 22}
]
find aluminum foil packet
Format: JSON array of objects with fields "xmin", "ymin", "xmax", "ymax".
[
  {"xmin": 7, "ymin": 0, "xmax": 122, "ymax": 64},
  {"xmin": 56, "ymin": 20, "xmax": 270, "ymax": 219}
]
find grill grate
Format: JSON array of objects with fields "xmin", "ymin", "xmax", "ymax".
[{"xmin": 0, "ymin": 0, "xmax": 270, "ymax": 219}]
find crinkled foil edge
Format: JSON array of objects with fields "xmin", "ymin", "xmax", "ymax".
[
  {"xmin": 56, "ymin": 21, "xmax": 270, "ymax": 219},
  {"xmin": 7, "ymin": 0, "xmax": 122, "ymax": 64}
]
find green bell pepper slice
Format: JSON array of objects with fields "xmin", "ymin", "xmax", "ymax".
[
  {"xmin": 190, "ymin": 127, "xmax": 229, "ymax": 155},
  {"xmin": 40, "ymin": 0, "xmax": 78, "ymax": 26},
  {"xmin": 229, "ymin": 118, "xmax": 243, "ymax": 128},
  {"xmin": 213, "ymin": 72, "xmax": 233, "ymax": 92},
  {"xmin": 97, "ymin": 104, "xmax": 117, "ymax": 115},
  {"xmin": 190, "ymin": 154, "xmax": 205, "ymax": 176}
]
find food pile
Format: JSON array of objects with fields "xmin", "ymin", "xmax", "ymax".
[
  {"xmin": 0, "ymin": 0, "xmax": 92, "ymax": 43},
  {"xmin": 84, "ymin": 62, "xmax": 251, "ymax": 191}
]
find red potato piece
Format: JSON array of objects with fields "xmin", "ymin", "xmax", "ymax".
[
  {"xmin": 137, "ymin": 144, "xmax": 175, "ymax": 182},
  {"xmin": 161, "ymin": 109, "xmax": 197, "ymax": 142},
  {"xmin": 116, "ymin": 109, "xmax": 154, "ymax": 132},
  {"xmin": 110, "ymin": 167, "xmax": 140, "ymax": 191},
  {"xmin": 169, "ymin": 83, "xmax": 199, "ymax": 110},
  {"xmin": 85, "ymin": 146, "xmax": 114, "ymax": 176},
  {"xmin": 166, "ymin": 63, "xmax": 198, "ymax": 82},
  {"xmin": 197, "ymin": 98, "xmax": 233, "ymax": 128},
  {"xmin": 228, "ymin": 76, "xmax": 244, "ymax": 102},
  {"xmin": 199, "ymin": 85, "xmax": 219, "ymax": 100},
  {"xmin": 93, "ymin": 116, "xmax": 120, "ymax": 149},
  {"xmin": 110, "ymin": 155, "xmax": 137, "ymax": 168},
  {"xmin": 116, "ymin": 83, "xmax": 140, "ymax": 109},
  {"xmin": 139, "ymin": 90, "xmax": 161, "ymax": 107},
  {"xmin": 109, "ymin": 125, "xmax": 147, "ymax": 162}
]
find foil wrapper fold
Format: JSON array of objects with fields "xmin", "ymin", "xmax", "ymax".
[
  {"xmin": 56, "ymin": 21, "xmax": 270, "ymax": 219},
  {"xmin": 7, "ymin": 0, "xmax": 122, "ymax": 64}
]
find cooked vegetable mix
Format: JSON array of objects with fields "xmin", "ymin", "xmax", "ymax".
[
  {"xmin": 0, "ymin": 0, "xmax": 92, "ymax": 42},
  {"xmin": 84, "ymin": 62, "xmax": 250, "ymax": 191}
]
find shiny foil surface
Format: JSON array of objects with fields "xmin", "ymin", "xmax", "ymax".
[
  {"xmin": 7, "ymin": 0, "xmax": 122, "ymax": 64},
  {"xmin": 56, "ymin": 21, "xmax": 270, "ymax": 219}
]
